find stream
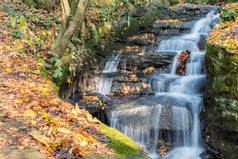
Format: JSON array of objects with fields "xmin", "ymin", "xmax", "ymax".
[{"xmin": 96, "ymin": 10, "xmax": 219, "ymax": 159}]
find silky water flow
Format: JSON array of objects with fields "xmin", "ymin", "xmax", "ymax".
[{"xmin": 100, "ymin": 11, "xmax": 219, "ymax": 159}]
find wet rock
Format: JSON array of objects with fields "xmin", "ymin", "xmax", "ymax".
[
  {"xmin": 128, "ymin": 37, "xmax": 153, "ymax": 46},
  {"xmin": 200, "ymin": 142, "xmax": 222, "ymax": 159},
  {"xmin": 152, "ymin": 21, "xmax": 195, "ymax": 35},
  {"xmin": 103, "ymin": 52, "xmax": 175, "ymax": 95},
  {"xmin": 197, "ymin": 34, "xmax": 207, "ymax": 50},
  {"xmin": 171, "ymin": 5, "xmax": 221, "ymax": 21},
  {"xmin": 118, "ymin": 52, "xmax": 174, "ymax": 71}
]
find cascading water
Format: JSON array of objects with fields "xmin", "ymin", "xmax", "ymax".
[
  {"xmin": 109, "ymin": 11, "xmax": 219, "ymax": 159},
  {"xmin": 161, "ymin": 11, "xmax": 219, "ymax": 159},
  {"xmin": 95, "ymin": 55, "xmax": 120, "ymax": 95}
]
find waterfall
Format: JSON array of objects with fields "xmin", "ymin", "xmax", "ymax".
[
  {"xmin": 102, "ymin": 55, "xmax": 120, "ymax": 73},
  {"xmin": 109, "ymin": 11, "xmax": 219, "ymax": 159},
  {"xmin": 95, "ymin": 55, "xmax": 120, "ymax": 95},
  {"xmin": 157, "ymin": 11, "xmax": 219, "ymax": 159},
  {"xmin": 110, "ymin": 105, "xmax": 163, "ymax": 147}
]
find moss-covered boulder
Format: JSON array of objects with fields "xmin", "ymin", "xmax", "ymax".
[
  {"xmin": 204, "ymin": 43, "xmax": 238, "ymax": 159},
  {"xmin": 98, "ymin": 124, "xmax": 149, "ymax": 159}
]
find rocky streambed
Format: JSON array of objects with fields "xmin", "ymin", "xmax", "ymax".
[{"xmin": 65, "ymin": 4, "xmax": 236, "ymax": 159}]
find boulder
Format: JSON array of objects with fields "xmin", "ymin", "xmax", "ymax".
[{"xmin": 204, "ymin": 43, "xmax": 238, "ymax": 159}]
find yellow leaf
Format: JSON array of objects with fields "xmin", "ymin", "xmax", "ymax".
[
  {"xmin": 143, "ymin": 66, "xmax": 155, "ymax": 74},
  {"xmin": 45, "ymin": 79, "xmax": 51, "ymax": 83},
  {"xmin": 23, "ymin": 96, "xmax": 30, "ymax": 102},
  {"xmin": 41, "ymin": 111, "xmax": 51, "ymax": 120},
  {"xmin": 98, "ymin": 100, "xmax": 103, "ymax": 106},
  {"xmin": 15, "ymin": 99, "xmax": 23, "ymax": 104},
  {"xmin": 99, "ymin": 27, "xmax": 102, "ymax": 33},
  {"xmin": 49, "ymin": 99, "xmax": 58, "ymax": 105},
  {"xmin": 131, "ymin": 74, "xmax": 136, "ymax": 78},
  {"xmin": 67, "ymin": 78, "xmax": 71, "ymax": 83},
  {"xmin": 72, "ymin": 103, "xmax": 81, "ymax": 116},
  {"xmin": 31, "ymin": 120, "xmax": 37, "ymax": 125},
  {"xmin": 31, "ymin": 134, "xmax": 59, "ymax": 150},
  {"xmin": 5, "ymin": 68, "xmax": 12, "ymax": 72},
  {"xmin": 23, "ymin": 110, "xmax": 37, "ymax": 119},
  {"xmin": 57, "ymin": 128, "xmax": 72, "ymax": 134},
  {"xmin": 37, "ymin": 63, "xmax": 43, "ymax": 66}
]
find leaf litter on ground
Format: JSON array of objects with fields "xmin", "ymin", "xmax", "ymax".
[{"xmin": 0, "ymin": 0, "xmax": 114, "ymax": 158}]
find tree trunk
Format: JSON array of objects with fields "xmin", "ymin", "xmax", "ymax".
[{"xmin": 51, "ymin": 0, "xmax": 90, "ymax": 58}]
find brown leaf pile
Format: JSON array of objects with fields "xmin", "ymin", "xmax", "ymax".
[{"xmin": 0, "ymin": 40, "xmax": 113, "ymax": 159}]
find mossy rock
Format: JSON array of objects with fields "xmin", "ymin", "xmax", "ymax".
[
  {"xmin": 99, "ymin": 124, "xmax": 149, "ymax": 159},
  {"xmin": 139, "ymin": 14, "xmax": 154, "ymax": 28},
  {"xmin": 205, "ymin": 43, "xmax": 238, "ymax": 159},
  {"xmin": 205, "ymin": 43, "xmax": 238, "ymax": 98}
]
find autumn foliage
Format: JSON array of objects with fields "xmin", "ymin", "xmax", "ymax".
[{"xmin": 207, "ymin": 3, "xmax": 238, "ymax": 53}]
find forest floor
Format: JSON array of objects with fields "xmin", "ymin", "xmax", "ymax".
[{"xmin": 0, "ymin": 0, "xmax": 115, "ymax": 158}]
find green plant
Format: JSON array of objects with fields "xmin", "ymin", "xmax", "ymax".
[
  {"xmin": 220, "ymin": 7, "xmax": 238, "ymax": 22},
  {"xmin": 45, "ymin": 48, "xmax": 86, "ymax": 87},
  {"xmin": 11, "ymin": 30, "xmax": 23, "ymax": 38},
  {"xmin": 10, "ymin": 15, "xmax": 26, "ymax": 28},
  {"xmin": 20, "ymin": 15, "xmax": 26, "ymax": 27},
  {"xmin": 11, "ymin": 16, "xmax": 17, "ymax": 28}
]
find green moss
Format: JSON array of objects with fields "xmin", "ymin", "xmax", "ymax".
[
  {"xmin": 99, "ymin": 124, "xmax": 149, "ymax": 159},
  {"xmin": 139, "ymin": 14, "xmax": 153, "ymax": 28},
  {"xmin": 205, "ymin": 43, "xmax": 238, "ymax": 159},
  {"xmin": 205, "ymin": 43, "xmax": 238, "ymax": 98}
]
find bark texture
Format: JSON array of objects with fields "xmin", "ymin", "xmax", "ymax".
[{"xmin": 51, "ymin": 0, "xmax": 90, "ymax": 58}]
